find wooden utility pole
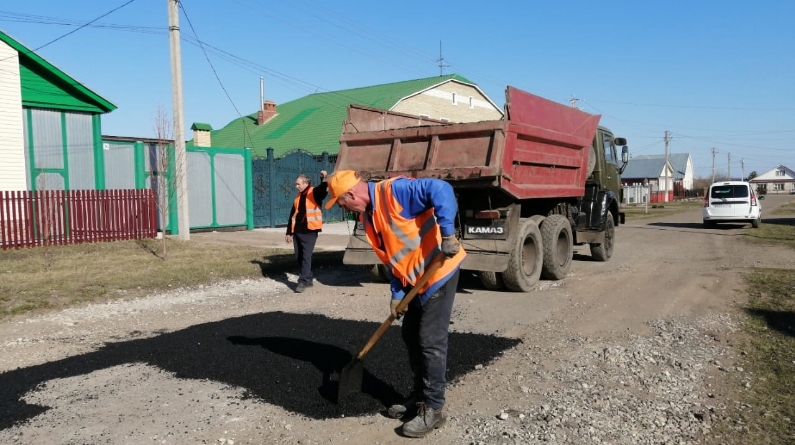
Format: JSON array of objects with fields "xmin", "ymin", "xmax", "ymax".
[
  {"xmin": 727, "ymin": 152, "xmax": 731, "ymax": 181},
  {"xmin": 711, "ymin": 147, "xmax": 718, "ymax": 183},
  {"xmin": 167, "ymin": 0, "xmax": 190, "ymax": 240}
]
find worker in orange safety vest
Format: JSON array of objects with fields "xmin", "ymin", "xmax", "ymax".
[
  {"xmin": 285, "ymin": 171, "xmax": 328, "ymax": 293},
  {"xmin": 325, "ymin": 170, "xmax": 465, "ymax": 438}
]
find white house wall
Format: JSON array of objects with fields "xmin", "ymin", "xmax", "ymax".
[
  {"xmin": 391, "ymin": 82, "xmax": 503, "ymax": 123},
  {"xmin": 0, "ymin": 40, "xmax": 26, "ymax": 191},
  {"xmin": 684, "ymin": 156, "xmax": 694, "ymax": 190}
]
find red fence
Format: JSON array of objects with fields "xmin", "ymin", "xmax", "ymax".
[{"xmin": 0, "ymin": 189, "xmax": 157, "ymax": 250}]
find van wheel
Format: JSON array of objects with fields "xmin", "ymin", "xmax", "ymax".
[
  {"xmin": 478, "ymin": 271, "xmax": 505, "ymax": 290},
  {"xmin": 590, "ymin": 211, "xmax": 615, "ymax": 262},
  {"xmin": 502, "ymin": 218, "xmax": 543, "ymax": 292},
  {"xmin": 540, "ymin": 214, "xmax": 574, "ymax": 280},
  {"xmin": 752, "ymin": 218, "xmax": 761, "ymax": 229}
]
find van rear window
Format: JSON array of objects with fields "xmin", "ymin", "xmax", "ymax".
[{"xmin": 711, "ymin": 185, "xmax": 749, "ymax": 199}]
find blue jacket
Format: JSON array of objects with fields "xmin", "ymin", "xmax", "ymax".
[{"xmin": 364, "ymin": 177, "xmax": 460, "ymax": 305}]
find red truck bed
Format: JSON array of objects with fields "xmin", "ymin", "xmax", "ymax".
[{"xmin": 335, "ymin": 86, "xmax": 601, "ymax": 200}]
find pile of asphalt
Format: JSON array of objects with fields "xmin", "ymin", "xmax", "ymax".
[{"xmin": 0, "ymin": 311, "xmax": 519, "ymax": 426}]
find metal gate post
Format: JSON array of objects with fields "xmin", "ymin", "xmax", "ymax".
[{"xmin": 267, "ymin": 147, "xmax": 275, "ymax": 228}]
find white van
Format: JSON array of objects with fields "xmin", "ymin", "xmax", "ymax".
[{"xmin": 703, "ymin": 181, "xmax": 761, "ymax": 228}]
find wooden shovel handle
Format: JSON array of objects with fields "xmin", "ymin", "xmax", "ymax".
[{"xmin": 355, "ymin": 255, "xmax": 445, "ymax": 360}]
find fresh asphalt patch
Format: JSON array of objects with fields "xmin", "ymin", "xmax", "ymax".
[{"xmin": 0, "ymin": 312, "xmax": 519, "ymax": 427}]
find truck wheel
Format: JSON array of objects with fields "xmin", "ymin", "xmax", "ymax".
[
  {"xmin": 478, "ymin": 271, "xmax": 505, "ymax": 290},
  {"xmin": 540, "ymin": 214, "xmax": 573, "ymax": 280},
  {"xmin": 751, "ymin": 217, "xmax": 761, "ymax": 229},
  {"xmin": 590, "ymin": 211, "xmax": 615, "ymax": 262},
  {"xmin": 368, "ymin": 264, "xmax": 392, "ymax": 282},
  {"xmin": 502, "ymin": 218, "xmax": 543, "ymax": 292}
]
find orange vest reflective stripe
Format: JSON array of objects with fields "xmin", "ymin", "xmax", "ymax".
[
  {"xmin": 292, "ymin": 187, "xmax": 323, "ymax": 230},
  {"xmin": 363, "ymin": 178, "xmax": 466, "ymax": 293}
]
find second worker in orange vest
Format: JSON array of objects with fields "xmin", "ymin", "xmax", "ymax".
[
  {"xmin": 286, "ymin": 171, "xmax": 328, "ymax": 293},
  {"xmin": 325, "ymin": 170, "xmax": 465, "ymax": 438}
]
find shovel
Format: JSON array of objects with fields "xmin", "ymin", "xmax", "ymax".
[{"xmin": 336, "ymin": 255, "xmax": 445, "ymax": 402}]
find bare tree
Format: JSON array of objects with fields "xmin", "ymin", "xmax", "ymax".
[
  {"xmin": 153, "ymin": 104, "xmax": 176, "ymax": 259},
  {"xmin": 35, "ymin": 171, "xmax": 58, "ymax": 270}
]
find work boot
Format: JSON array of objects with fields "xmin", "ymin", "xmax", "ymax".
[
  {"xmin": 295, "ymin": 283, "xmax": 306, "ymax": 293},
  {"xmin": 401, "ymin": 403, "xmax": 446, "ymax": 438},
  {"xmin": 387, "ymin": 391, "xmax": 420, "ymax": 419}
]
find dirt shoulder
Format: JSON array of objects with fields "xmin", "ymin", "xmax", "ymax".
[{"xmin": 1, "ymin": 198, "xmax": 793, "ymax": 444}]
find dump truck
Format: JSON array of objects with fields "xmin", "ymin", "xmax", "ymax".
[{"xmin": 336, "ymin": 86, "xmax": 629, "ymax": 292}]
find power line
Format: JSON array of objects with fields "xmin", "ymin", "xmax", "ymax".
[
  {"xmin": 178, "ymin": 1, "xmax": 254, "ymax": 148},
  {"xmin": 0, "ymin": 0, "xmax": 138, "ymax": 63},
  {"xmin": 586, "ymin": 99, "xmax": 795, "ymax": 112}
]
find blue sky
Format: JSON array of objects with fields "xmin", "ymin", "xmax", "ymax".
[{"xmin": 2, "ymin": 0, "xmax": 793, "ymax": 179}]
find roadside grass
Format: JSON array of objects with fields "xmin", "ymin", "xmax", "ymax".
[
  {"xmin": 724, "ymin": 268, "xmax": 795, "ymax": 444},
  {"xmin": 622, "ymin": 200, "xmax": 703, "ymax": 220},
  {"xmin": 0, "ymin": 240, "xmax": 343, "ymax": 319},
  {"xmin": 744, "ymin": 218, "xmax": 795, "ymax": 249},
  {"xmin": 771, "ymin": 198, "xmax": 795, "ymax": 215}
]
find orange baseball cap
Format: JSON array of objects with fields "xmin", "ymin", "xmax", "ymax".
[{"xmin": 324, "ymin": 170, "xmax": 361, "ymax": 209}]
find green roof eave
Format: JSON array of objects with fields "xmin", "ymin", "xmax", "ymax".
[
  {"xmin": 0, "ymin": 29, "xmax": 117, "ymax": 113},
  {"xmin": 191, "ymin": 122, "xmax": 212, "ymax": 131}
]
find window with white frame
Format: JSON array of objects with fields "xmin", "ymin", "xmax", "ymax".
[
  {"xmin": 774, "ymin": 183, "xmax": 784, "ymax": 191},
  {"xmin": 452, "ymin": 92, "xmax": 457, "ymax": 105},
  {"xmin": 776, "ymin": 170, "xmax": 785, "ymax": 176}
]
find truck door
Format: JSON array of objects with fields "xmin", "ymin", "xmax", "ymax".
[{"xmin": 600, "ymin": 130, "xmax": 622, "ymax": 195}]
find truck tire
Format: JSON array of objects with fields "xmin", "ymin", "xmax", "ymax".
[
  {"xmin": 540, "ymin": 214, "xmax": 574, "ymax": 280},
  {"xmin": 368, "ymin": 264, "xmax": 392, "ymax": 282},
  {"xmin": 478, "ymin": 271, "xmax": 505, "ymax": 291},
  {"xmin": 502, "ymin": 218, "xmax": 544, "ymax": 292},
  {"xmin": 751, "ymin": 217, "xmax": 761, "ymax": 229},
  {"xmin": 590, "ymin": 211, "xmax": 614, "ymax": 262}
]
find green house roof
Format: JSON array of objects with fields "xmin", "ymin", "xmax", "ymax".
[
  {"xmin": 200, "ymin": 74, "xmax": 474, "ymax": 157},
  {"xmin": 0, "ymin": 30, "xmax": 116, "ymax": 113}
]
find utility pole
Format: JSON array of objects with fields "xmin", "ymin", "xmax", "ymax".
[
  {"xmin": 711, "ymin": 147, "xmax": 718, "ymax": 183},
  {"xmin": 436, "ymin": 41, "xmax": 450, "ymax": 76},
  {"xmin": 168, "ymin": 0, "xmax": 190, "ymax": 240},
  {"xmin": 663, "ymin": 130, "xmax": 670, "ymax": 202},
  {"xmin": 727, "ymin": 152, "xmax": 731, "ymax": 181},
  {"xmin": 741, "ymin": 158, "xmax": 745, "ymax": 181},
  {"xmin": 570, "ymin": 96, "xmax": 581, "ymax": 109}
]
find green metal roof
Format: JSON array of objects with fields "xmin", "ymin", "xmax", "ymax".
[
  {"xmin": 0, "ymin": 30, "xmax": 116, "ymax": 113},
  {"xmin": 200, "ymin": 74, "xmax": 474, "ymax": 157},
  {"xmin": 191, "ymin": 122, "xmax": 213, "ymax": 131}
]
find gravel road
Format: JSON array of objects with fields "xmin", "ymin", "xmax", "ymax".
[{"xmin": 1, "ymin": 196, "xmax": 793, "ymax": 445}]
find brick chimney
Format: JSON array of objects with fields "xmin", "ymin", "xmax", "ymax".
[
  {"xmin": 257, "ymin": 100, "xmax": 277, "ymax": 125},
  {"xmin": 190, "ymin": 122, "xmax": 212, "ymax": 147}
]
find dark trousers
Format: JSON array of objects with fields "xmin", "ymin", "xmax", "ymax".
[
  {"xmin": 401, "ymin": 269, "xmax": 460, "ymax": 411},
  {"xmin": 292, "ymin": 232, "xmax": 318, "ymax": 285}
]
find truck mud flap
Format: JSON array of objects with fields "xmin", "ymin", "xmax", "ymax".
[
  {"xmin": 461, "ymin": 251, "xmax": 509, "ymax": 272},
  {"xmin": 575, "ymin": 229, "xmax": 605, "ymax": 244},
  {"xmin": 343, "ymin": 234, "xmax": 380, "ymax": 265}
]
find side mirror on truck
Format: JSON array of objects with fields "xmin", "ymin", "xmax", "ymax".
[{"xmin": 619, "ymin": 145, "xmax": 629, "ymax": 174}]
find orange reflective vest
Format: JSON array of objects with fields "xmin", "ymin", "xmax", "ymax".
[
  {"xmin": 292, "ymin": 187, "xmax": 323, "ymax": 231},
  {"xmin": 363, "ymin": 178, "xmax": 466, "ymax": 294}
]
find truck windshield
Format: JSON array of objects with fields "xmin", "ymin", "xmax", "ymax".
[{"xmin": 603, "ymin": 135, "xmax": 617, "ymax": 165}]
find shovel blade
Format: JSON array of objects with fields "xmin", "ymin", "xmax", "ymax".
[{"xmin": 336, "ymin": 358, "xmax": 363, "ymax": 402}]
